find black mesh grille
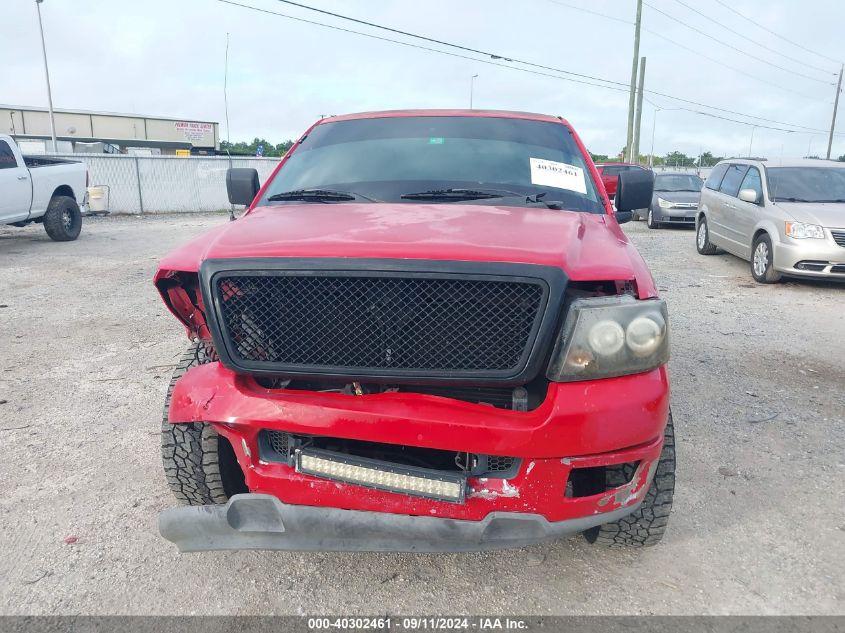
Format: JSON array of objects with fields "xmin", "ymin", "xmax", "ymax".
[
  {"xmin": 266, "ymin": 431, "xmax": 291, "ymax": 459},
  {"xmin": 213, "ymin": 273, "xmax": 544, "ymax": 376},
  {"xmin": 486, "ymin": 456, "xmax": 517, "ymax": 472}
]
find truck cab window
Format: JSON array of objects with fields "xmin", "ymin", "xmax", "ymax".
[{"xmin": 0, "ymin": 141, "xmax": 18, "ymax": 169}]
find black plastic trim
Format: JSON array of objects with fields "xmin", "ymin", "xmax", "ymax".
[{"xmin": 200, "ymin": 258, "xmax": 568, "ymax": 386}]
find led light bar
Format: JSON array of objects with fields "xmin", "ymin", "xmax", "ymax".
[{"xmin": 296, "ymin": 448, "xmax": 466, "ymax": 503}]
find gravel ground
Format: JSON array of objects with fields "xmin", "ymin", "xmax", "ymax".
[{"xmin": 0, "ymin": 213, "xmax": 843, "ymax": 615}]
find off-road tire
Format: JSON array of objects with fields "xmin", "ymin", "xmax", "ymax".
[
  {"xmin": 751, "ymin": 233, "xmax": 782, "ymax": 284},
  {"xmin": 43, "ymin": 195, "xmax": 82, "ymax": 241},
  {"xmin": 696, "ymin": 216, "xmax": 719, "ymax": 255},
  {"xmin": 646, "ymin": 207, "xmax": 660, "ymax": 229},
  {"xmin": 160, "ymin": 343, "xmax": 246, "ymax": 505},
  {"xmin": 583, "ymin": 412, "xmax": 676, "ymax": 547}
]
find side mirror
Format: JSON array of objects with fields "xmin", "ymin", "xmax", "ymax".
[
  {"xmin": 738, "ymin": 188, "xmax": 760, "ymax": 204},
  {"xmin": 615, "ymin": 169, "xmax": 654, "ymax": 213},
  {"xmin": 226, "ymin": 168, "xmax": 260, "ymax": 206}
]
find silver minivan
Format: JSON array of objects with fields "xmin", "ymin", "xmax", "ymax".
[{"xmin": 696, "ymin": 159, "xmax": 845, "ymax": 283}]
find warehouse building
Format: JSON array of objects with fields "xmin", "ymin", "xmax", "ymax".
[{"xmin": 0, "ymin": 105, "xmax": 220, "ymax": 155}]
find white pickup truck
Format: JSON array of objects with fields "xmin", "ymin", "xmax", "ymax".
[{"xmin": 1, "ymin": 134, "xmax": 88, "ymax": 241}]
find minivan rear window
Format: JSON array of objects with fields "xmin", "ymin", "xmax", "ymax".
[
  {"xmin": 704, "ymin": 164, "xmax": 728, "ymax": 191},
  {"xmin": 718, "ymin": 164, "xmax": 750, "ymax": 197}
]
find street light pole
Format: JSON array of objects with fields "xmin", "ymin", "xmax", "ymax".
[
  {"xmin": 748, "ymin": 126, "xmax": 757, "ymax": 157},
  {"xmin": 647, "ymin": 105, "xmax": 680, "ymax": 168},
  {"xmin": 35, "ymin": 0, "xmax": 57, "ymax": 152},
  {"xmin": 469, "ymin": 74, "xmax": 478, "ymax": 109}
]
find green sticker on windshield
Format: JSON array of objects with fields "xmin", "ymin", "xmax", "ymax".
[{"xmin": 428, "ymin": 137, "xmax": 445, "ymax": 144}]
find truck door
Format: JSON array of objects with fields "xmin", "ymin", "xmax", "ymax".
[{"xmin": 0, "ymin": 139, "xmax": 32, "ymax": 222}]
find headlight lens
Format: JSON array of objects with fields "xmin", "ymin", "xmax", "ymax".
[
  {"xmin": 657, "ymin": 197, "xmax": 673, "ymax": 209},
  {"xmin": 785, "ymin": 221, "xmax": 824, "ymax": 239},
  {"xmin": 587, "ymin": 319, "xmax": 626, "ymax": 355},
  {"xmin": 547, "ymin": 296, "xmax": 669, "ymax": 382}
]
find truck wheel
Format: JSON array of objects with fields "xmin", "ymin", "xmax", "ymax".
[
  {"xmin": 160, "ymin": 343, "xmax": 247, "ymax": 505},
  {"xmin": 751, "ymin": 234, "xmax": 782, "ymax": 284},
  {"xmin": 696, "ymin": 216, "xmax": 719, "ymax": 255},
  {"xmin": 43, "ymin": 195, "xmax": 82, "ymax": 241},
  {"xmin": 583, "ymin": 412, "xmax": 675, "ymax": 547}
]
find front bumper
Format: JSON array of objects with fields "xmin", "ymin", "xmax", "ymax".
[
  {"xmin": 160, "ymin": 493, "xmax": 644, "ymax": 552},
  {"xmin": 654, "ymin": 206, "xmax": 697, "ymax": 223},
  {"xmin": 773, "ymin": 232, "xmax": 845, "ymax": 279},
  {"xmin": 163, "ymin": 362, "xmax": 668, "ymax": 539}
]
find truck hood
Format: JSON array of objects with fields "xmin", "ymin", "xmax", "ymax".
[
  {"xmin": 773, "ymin": 201, "xmax": 845, "ymax": 228},
  {"xmin": 158, "ymin": 203, "xmax": 657, "ymax": 297}
]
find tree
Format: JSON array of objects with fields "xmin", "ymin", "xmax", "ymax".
[
  {"xmin": 664, "ymin": 151, "xmax": 695, "ymax": 167},
  {"xmin": 589, "ymin": 152, "xmax": 610, "ymax": 163},
  {"xmin": 219, "ymin": 137, "xmax": 294, "ymax": 157},
  {"xmin": 698, "ymin": 151, "xmax": 724, "ymax": 167}
]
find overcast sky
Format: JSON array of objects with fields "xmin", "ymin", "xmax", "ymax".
[{"xmin": 3, "ymin": 0, "xmax": 843, "ymax": 158}]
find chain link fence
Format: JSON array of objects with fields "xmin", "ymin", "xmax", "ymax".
[
  {"xmin": 53, "ymin": 154, "xmax": 280, "ymax": 213},
  {"xmin": 55, "ymin": 154, "xmax": 713, "ymax": 213}
]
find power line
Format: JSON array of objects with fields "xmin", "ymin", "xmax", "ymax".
[
  {"xmin": 669, "ymin": 0, "xmax": 835, "ymax": 76},
  {"xmin": 214, "ymin": 0, "xmax": 842, "ymax": 136},
  {"xmin": 643, "ymin": 96, "xmax": 830, "ymax": 135},
  {"xmin": 678, "ymin": 108, "xmax": 805, "ymax": 134},
  {"xmin": 643, "ymin": 27, "xmax": 821, "ymax": 101},
  {"xmin": 544, "ymin": 0, "xmax": 828, "ymax": 100},
  {"xmin": 643, "ymin": 1, "xmax": 834, "ymax": 85},
  {"xmin": 544, "ymin": 0, "xmax": 632, "ymax": 26},
  {"xmin": 713, "ymin": 0, "xmax": 841, "ymax": 66},
  {"xmin": 645, "ymin": 88, "xmax": 835, "ymax": 134},
  {"xmin": 269, "ymin": 0, "xmax": 627, "ymax": 89},
  {"xmin": 213, "ymin": 0, "xmax": 629, "ymax": 93}
]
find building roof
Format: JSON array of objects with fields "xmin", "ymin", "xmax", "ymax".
[{"xmin": 0, "ymin": 104, "xmax": 218, "ymax": 125}]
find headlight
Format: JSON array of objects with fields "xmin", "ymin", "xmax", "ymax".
[
  {"xmin": 785, "ymin": 222, "xmax": 824, "ymax": 239},
  {"xmin": 547, "ymin": 296, "xmax": 669, "ymax": 382},
  {"xmin": 657, "ymin": 197, "xmax": 674, "ymax": 209}
]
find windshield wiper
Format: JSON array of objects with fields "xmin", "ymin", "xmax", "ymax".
[
  {"xmin": 772, "ymin": 197, "xmax": 814, "ymax": 203},
  {"xmin": 400, "ymin": 188, "xmax": 524, "ymax": 201},
  {"xmin": 400, "ymin": 187, "xmax": 566, "ymax": 208},
  {"xmin": 267, "ymin": 188, "xmax": 374, "ymax": 203},
  {"xmin": 524, "ymin": 191, "xmax": 564, "ymax": 209},
  {"xmin": 812, "ymin": 198, "xmax": 845, "ymax": 203}
]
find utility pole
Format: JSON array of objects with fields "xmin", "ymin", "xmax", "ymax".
[
  {"xmin": 749, "ymin": 125, "xmax": 757, "ymax": 157},
  {"xmin": 826, "ymin": 63, "xmax": 843, "ymax": 159},
  {"xmin": 632, "ymin": 56, "xmax": 646, "ymax": 164},
  {"xmin": 224, "ymin": 32, "xmax": 231, "ymax": 147},
  {"xmin": 625, "ymin": 0, "xmax": 643, "ymax": 163},
  {"xmin": 470, "ymin": 74, "xmax": 478, "ymax": 109},
  {"xmin": 35, "ymin": 0, "xmax": 57, "ymax": 152},
  {"xmin": 649, "ymin": 107, "xmax": 660, "ymax": 168}
]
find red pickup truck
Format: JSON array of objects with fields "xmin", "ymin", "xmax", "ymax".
[
  {"xmin": 595, "ymin": 162, "xmax": 649, "ymax": 200},
  {"xmin": 155, "ymin": 109, "xmax": 673, "ymax": 552}
]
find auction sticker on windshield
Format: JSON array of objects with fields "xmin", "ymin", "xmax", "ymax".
[{"xmin": 529, "ymin": 158, "xmax": 587, "ymax": 194}]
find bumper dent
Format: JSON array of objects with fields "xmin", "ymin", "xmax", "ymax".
[{"xmin": 160, "ymin": 494, "xmax": 643, "ymax": 553}]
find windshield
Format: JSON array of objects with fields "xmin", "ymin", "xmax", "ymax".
[
  {"xmin": 768, "ymin": 166, "xmax": 845, "ymax": 203},
  {"xmin": 654, "ymin": 174, "xmax": 703, "ymax": 192},
  {"xmin": 260, "ymin": 116, "xmax": 604, "ymax": 213}
]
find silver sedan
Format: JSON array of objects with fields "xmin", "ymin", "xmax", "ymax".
[{"xmin": 645, "ymin": 173, "xmax": 704, "ymax": 229}]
